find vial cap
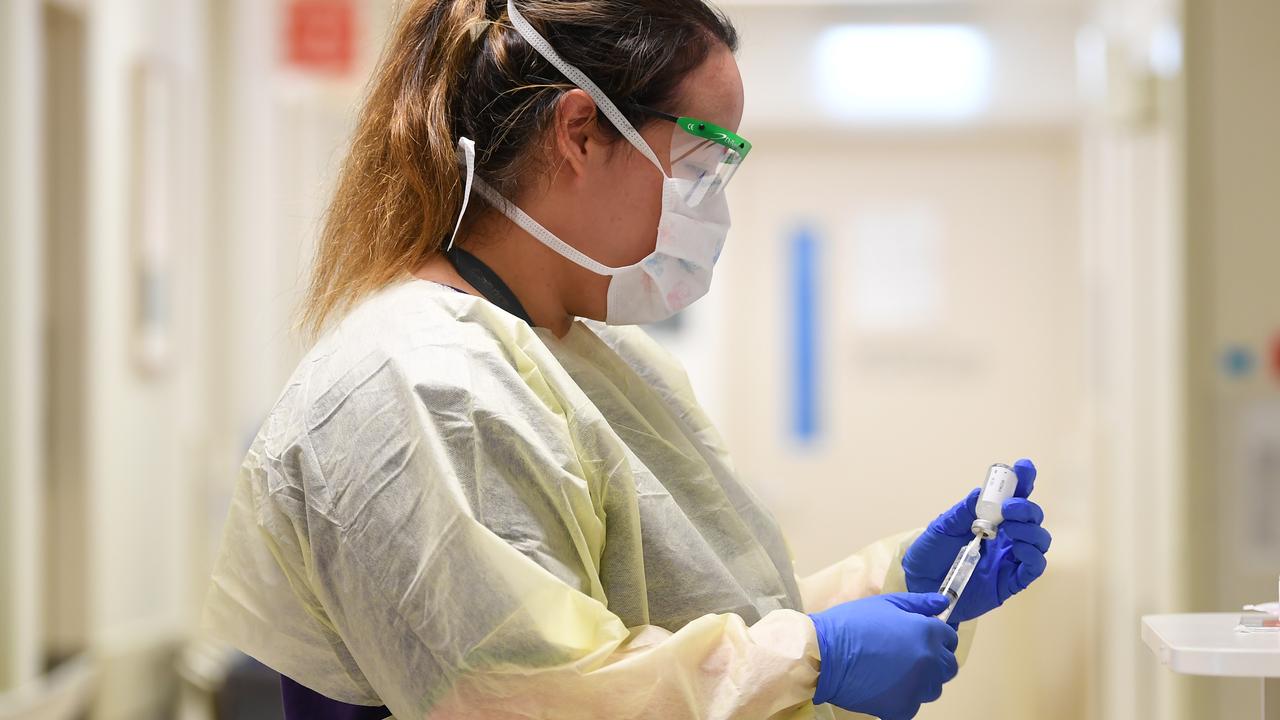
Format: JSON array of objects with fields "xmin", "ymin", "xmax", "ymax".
[{"xmin": 971, "ymin": 519, "xmax": 997, "ymax": 539}]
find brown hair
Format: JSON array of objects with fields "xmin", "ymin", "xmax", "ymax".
[{"xmin": 296, "ymin": 0, "xmax": 738, "ymax": 339}]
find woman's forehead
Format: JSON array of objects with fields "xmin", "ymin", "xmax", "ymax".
[{"xmin": 673, "ymin": 46, "xmax": 744, "ymax": 134}]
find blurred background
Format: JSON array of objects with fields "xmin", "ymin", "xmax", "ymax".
[{"xmin": 1, "ymin": 0, "xmax": 1276, "ymax": 718}]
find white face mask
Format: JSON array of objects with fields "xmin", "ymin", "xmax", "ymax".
[{"xmin": 446, "ymin": 0, "xmax": 734, "ymax": 326}]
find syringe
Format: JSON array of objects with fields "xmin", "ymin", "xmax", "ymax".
[
  {"xmin": 936, "ymin": 463, "xmax": 1020, "ymax": 623},
  {"xmin": 937, "ymin": 536, "xmax": 981, "ymax": 623}
]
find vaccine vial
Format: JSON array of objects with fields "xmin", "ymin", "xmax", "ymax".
[{"xmin": 971, "ymin": 463, "xmax": 1018, "ymax": 539}]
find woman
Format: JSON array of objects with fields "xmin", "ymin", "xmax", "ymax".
[{"xmin": 202, "ymin": 1, "xmax": 1052, "ymax": 718}]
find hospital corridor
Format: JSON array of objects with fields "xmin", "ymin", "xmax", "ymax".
[{"xmin": 1, "ymin": 0, "xmax": 1278, "ymax": 718}]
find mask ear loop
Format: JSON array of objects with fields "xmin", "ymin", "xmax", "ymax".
[
  {"xmin": 446, "ymin": 137, "xmax": 478, "ymax": 252},
  {"xmin": 449, "ymin": 136, "xmax": 625, "ymax": 275},
  {"xmin": 505, "ymin": 0, "xmax": 668, "ymax": 178},
  {"xmin": 469, "ymin": 174, "xmax": 624, "ymax": 277}
]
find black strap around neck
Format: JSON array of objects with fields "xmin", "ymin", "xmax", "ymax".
[{"xmin": 444, "ymin": 246, "xmax": 535, "ymax": 327}]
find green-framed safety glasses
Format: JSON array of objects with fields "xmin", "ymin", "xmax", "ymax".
[{"xmin": 631, "ymin": 104, "xmax": 752, "ymax": 207}]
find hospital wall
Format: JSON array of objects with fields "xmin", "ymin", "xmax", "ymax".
[
  {"xmin": 1184, "ymin": 0, "xmax": 1280, "ymax": 716},
  {"xmin": 0, "ymin": 0, "xmax": 1277, "ymax": 719},
  {"xmin": 2, "ymin": 0, "xmax": 214, "ymax": 718}
]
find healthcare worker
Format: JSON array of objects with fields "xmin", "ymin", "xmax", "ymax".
[{"xmin": 201, "ymin": 1, "xmax": 1052, "ymax": 718}]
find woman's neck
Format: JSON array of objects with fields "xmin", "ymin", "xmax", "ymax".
[{"xmin": 420, "ymin": 212, "xmax": 584, "ymax": 338}]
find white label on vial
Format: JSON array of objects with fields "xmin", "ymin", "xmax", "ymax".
[{"xmin": 981, "ymin": 467, "xmax": 1014, "ymax": 501}]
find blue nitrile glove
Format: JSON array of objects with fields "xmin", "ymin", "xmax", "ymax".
[
  {"xmin": 902, "ymin": 458, "xmax": 1050, "ymax": 624},
  {"xmin": 810, "ymin": 592, "xmax": 960, "ymax": 719}
]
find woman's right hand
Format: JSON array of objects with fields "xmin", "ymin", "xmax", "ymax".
[{"xmin": 809, "ymin": 592, "xmax": 959, "ymax": 719}]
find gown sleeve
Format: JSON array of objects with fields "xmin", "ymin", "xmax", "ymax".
[
  {"xmin": 795, "ymin": 529, "xmax": 977, "ymax": 667},
  {"xmin": 796, "ymin": 529, "xmax": 920, "ymax": 613}
]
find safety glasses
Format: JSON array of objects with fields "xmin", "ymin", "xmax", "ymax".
[{"xmin": 630, "ymin": 104, "xmax": 753, "ymax": 207}]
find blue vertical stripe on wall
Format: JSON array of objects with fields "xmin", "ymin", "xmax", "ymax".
[{"xmin": 790, "ymin": 226, "xmax": 819, "ymax": 443}]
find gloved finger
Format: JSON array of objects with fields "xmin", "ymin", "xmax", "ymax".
[
  {"xmin": 927, "ymin": 488, "xmax": 981, "ymax": 536},
  {"xmin": 930, "ymin": 621, "xmax": 959, "ymax": 653},
  {"xmin": 1000, "ymin": 520, "xmax": 1052, "ymax": 553},
  {"xmin": 1010, "ymin": 539, "xmax": 1047, "ymax": 569},
  {"xmin": 940, "ymin": 649, "xmax": 960, "ymax": 683},
  {"xmin": 883, "ymin": 592, "xmax": 951, "ymax": 616},
  {"xmin": 921, "ymin": 681, "xmax": 944, "ymax": 703},
  {"xmin": 1001, "ymin": 497, "xmax": 1044, "ymax": 525},
  {"xmin": 1011, "ymin": 542, "xmax": 1048, "ymax": 589},
  {"xmin": 1013, "ymin": 457, "xmax": 1037, "ymax": 498},
  {"xmin": 884, "ymin": 703, "xmax": 922, "ymax": 720}
]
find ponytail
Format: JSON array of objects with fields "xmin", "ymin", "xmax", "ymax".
[{"xmin": 297, "ymin": 0, "xmax": 486, "ymax": 339}]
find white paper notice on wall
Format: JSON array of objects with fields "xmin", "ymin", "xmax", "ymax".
[
  {"xmin": 850, "ymin": 206, "xmax": 944, "ymax": 331},
  {"xmin": 1236, "ymin": 399, "xmax": 1280, "ymax": 572}
]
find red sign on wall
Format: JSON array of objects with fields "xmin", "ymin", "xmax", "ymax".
[
  {"xmin": 285, "ymin": 0, "xmax": 356, "ymax": 76},
  {"xmin": 1272, "ymin": 332, "xmax": 1280, "ymax": 381}
]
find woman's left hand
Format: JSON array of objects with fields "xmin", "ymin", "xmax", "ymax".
[{"xmin": 901, "ymin": 458, "xmax": 1050, "ymax": 625}]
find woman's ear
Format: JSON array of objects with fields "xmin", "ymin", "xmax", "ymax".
[{"xmin": 552, "ymin": 89, "xmax": 608, "ymax": 180}]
